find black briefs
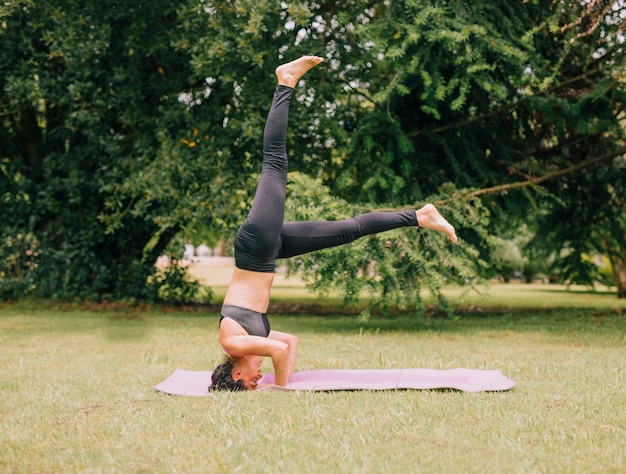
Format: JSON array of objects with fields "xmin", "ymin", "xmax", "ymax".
[{"xmin": 219, "ymin": 304, "xmax": 271, "ymax": 338}]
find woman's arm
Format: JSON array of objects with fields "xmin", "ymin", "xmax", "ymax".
[
  {"xmin": 219, "ymin": 330, "xmax": 298, "ymax": 386},
  {"xmin": 267, "ymin": 330, "xmax": 299, "ymax": 386}
]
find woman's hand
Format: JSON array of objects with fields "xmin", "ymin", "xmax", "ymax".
[{"xmin": 267, "ymin": 330, "xmax": 299, "ymax": 386}]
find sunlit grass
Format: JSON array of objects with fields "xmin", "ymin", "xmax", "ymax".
[
  {"xmin": 189, "ymin": 261, "xmax": 625, "ymax": 311},
  {"xmin": 1, "ymin": 295, "xmax": 625, "ymax": 473}
]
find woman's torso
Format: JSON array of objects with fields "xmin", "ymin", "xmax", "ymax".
[{"xmin": 223, "ymin": 267, "xmax": 275, "ymax": 314}]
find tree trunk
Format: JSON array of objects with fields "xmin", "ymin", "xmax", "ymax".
[{"xmin": 609, "ymin": 255, "xmax": 626, "ymax": 299}]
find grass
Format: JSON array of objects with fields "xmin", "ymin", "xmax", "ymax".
[
  {"xmin": 189, "ymin": 261, "xmax": 626, "ymax": 311},
  {"xmin": 1, "ymin": 286, "xmax": 625, "ymax": 473}
]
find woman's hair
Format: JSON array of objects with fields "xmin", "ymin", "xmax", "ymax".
[{"xmin": 208, "ymin": 356, "xmax": 246, "ymax": 392}]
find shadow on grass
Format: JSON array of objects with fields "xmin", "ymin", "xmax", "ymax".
[
  {"xmin": 511, "ymin": 286, "xmax": 617, "ymax": 297},
  {"xmin": 269, "ymin": 308, "xmax": 626, "ymax": 339},
  {"xmin": 0, "ymin": 300, "xmax": 153, "ymax": 341},
  {"xmin": 2, "ymin": 298, "xmax": 624, "ymax": 341}
]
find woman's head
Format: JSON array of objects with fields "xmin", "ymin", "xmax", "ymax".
[{"xmin": 209, "ymin": 355, "xmax": 263, "ymax": 391}]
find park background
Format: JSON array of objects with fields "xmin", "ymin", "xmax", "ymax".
[
  {"xmin": 1, "ymin": 1, "xmax": 625, "ymax": 473},
  {"xmin": 1, "ymin": 0, "xmax": 625, "ymax": 305}
]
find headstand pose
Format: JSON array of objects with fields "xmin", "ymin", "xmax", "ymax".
[{"xmin": 210, "ymin": 56, "xmax": 457, "ymax": 391}]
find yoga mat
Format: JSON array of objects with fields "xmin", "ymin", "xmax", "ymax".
[{"xmin": 155, "ymin": 368, "xmax": 515, "ymax": 396}]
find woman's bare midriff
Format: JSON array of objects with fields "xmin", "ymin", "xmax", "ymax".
[{"xmin": 222, "ymin": 267, "xmax": 275, "ymax": 314}]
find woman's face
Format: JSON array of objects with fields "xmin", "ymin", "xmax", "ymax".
[{"xmin": 233, "ymin": 356, "xmax": 263, "ymax": 390}]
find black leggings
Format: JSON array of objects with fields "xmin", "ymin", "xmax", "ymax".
[{"xmin": 234, "ymin": 85, "xmax": 418, "ymax": 273}]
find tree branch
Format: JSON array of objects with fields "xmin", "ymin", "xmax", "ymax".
[
  {"xmin": 372, "ymin": 147, "xmax": 626, "ymax": 213},
  {"xmin": 445, "ymin": 145, "xmax": 626, "ymax": 202}
]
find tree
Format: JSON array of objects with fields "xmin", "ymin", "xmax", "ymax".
[
  {"xmin": 2, "ymin": 0, "xmax": 624, "ymax": 305},
  {"xmin": 0, "ymin": 0, "xmax": 397, "ymax": 301},
  {"xmin": 325, "ymin": 0, "xmax": 626, "ymax": 297},
  {"xmin": 1, "ymin": 0, "xmax": 199, "ymax": 300},
  {"xmin": 523, "ymin": 0, "xmax": 626, "ymax": 297}
]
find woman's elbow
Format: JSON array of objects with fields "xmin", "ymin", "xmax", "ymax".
[{"xmin": 270, "ymin": 342, "xmax": 289, "ymax": 359}]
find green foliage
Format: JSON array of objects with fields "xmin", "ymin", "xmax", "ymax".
[
  {"xmin": 532, "ymin": 158, "xmax": 626, "ymax": 288},
  {"xmin": 285, "ymin": 173, "xmax": 488, "ymax": 314},
  {"xmin": 346, "ymin": 0, "xmax": 626, "ymax": 296},
  {"xmin": 149, "ymin": 261, "xmax": 211, "ymax": 305},
  {"xmin": 0, "ymin": 0, "xmax": 194, "ymax": 300},
  {"xmin": 0, "ymin": 231, "xmax": 38, "ymax": 300},
  {"xmin": 331, "ymin": 2, "xmax": 541, "ymax": 206},
  {"xmin": 1, "ymin": 0, "xmax": 624, "ymax": 303},
  {"xmin": 364, "ymin": 2, "xmax": 529, "ymax": 117}
]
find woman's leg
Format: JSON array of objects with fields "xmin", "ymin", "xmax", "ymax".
[
  {"xmin": 234, "ymin": 56, "xmax": 324, "ymax": 271},
  {"xmin": 277, "ymin": 210, "xmax": 417, "ymax": 259},
  {"xmin": 235, "ymin": 85, "xmax": 293, "ymax": 257},
  {"xmin": 276, "ymin": 204, "xmax": 457, "ymax": 259}
]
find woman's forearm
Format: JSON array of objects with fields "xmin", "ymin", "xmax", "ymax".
[
  {"xmin": 281, "ymin": 336, "xmax": 298, "ymax": 385},
  {"xmin": 271, "ymin": 345, "xmax": 290, "ymax": 386},
  {"xmin": 271, "ymin": 336, "xmax": 299, "ymax": 386}
]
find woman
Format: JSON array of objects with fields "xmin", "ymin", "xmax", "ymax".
[{"xmin": 210, "ymin": 56, "xmax": 457, "ymax": 391}]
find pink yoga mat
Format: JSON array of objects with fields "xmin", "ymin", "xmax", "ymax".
[{"xmin": 155, "ymin": 368, "xmax": 515, "ymax": 396}]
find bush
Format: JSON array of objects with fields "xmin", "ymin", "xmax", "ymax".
[{"xmin": 148, "ymin": 260, "xmax": 212, "ymax": 305}]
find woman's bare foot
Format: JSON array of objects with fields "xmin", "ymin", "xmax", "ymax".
[
  {"xmin": 276, "ymin": 55, "xmax": 324, "ymax": 88},
  {"xmin": 416, "ymin": 204, "xmax": 458, "ymax": 243}
]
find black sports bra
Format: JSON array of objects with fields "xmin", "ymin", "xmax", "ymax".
[{"xmin": 219, "ymin": 304, "xmax": 271, "ymax": 337}]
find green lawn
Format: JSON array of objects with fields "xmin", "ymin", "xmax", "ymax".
[
  {"xmin": 1, "ymin": 287, "xmax": 625, "ymax": 473},
  {"xmin": 189, "ymin": 261, "xmax": 626, "ymax": 310}
]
